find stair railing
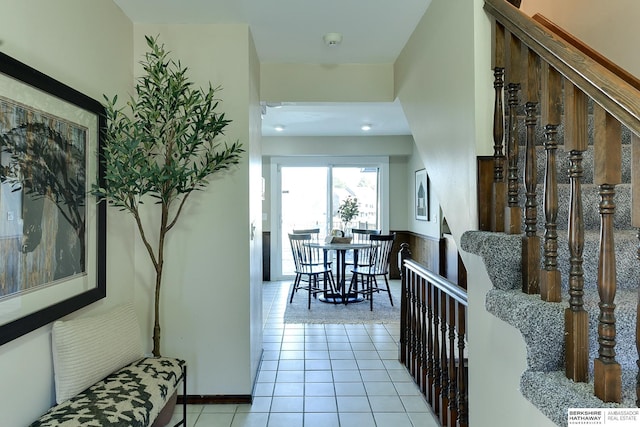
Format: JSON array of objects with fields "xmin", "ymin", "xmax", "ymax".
[
  {"xmin": 399, "ymin": 243, "xmax": 468, "ymax": 427},
  {"xmin": 484, "ymin": 0, "xmax": 640, "ymax": 404}
]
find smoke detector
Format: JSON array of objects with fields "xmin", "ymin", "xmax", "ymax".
[{"xmin": 323, "ymin": 32, "xmax": 343, "ymax": 47}]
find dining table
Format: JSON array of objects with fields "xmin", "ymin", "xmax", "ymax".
[{"xmin": 307, "ymin": 241, "xmax": 370, "ymax": 304}]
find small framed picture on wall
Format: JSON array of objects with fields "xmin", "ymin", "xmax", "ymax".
[{"xmin": 415, "ymin": 169, "xmax": 429, "ymax": 221}]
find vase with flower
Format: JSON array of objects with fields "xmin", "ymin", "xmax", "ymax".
[{"xmin": 337, "ymin": 196, "xmax": 360, "ymax": 237}]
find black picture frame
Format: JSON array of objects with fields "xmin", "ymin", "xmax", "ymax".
[
  {"xmin": 415, "ymin": 169, "xmax": 429, "ymax": 221},
  {"xmin": 0, "ymin": 51, "xmax": 106, "ymax": 346}
]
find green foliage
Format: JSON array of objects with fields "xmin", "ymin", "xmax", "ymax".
[
  {"xmin": 337, "ymin": 196, "xmax": 359, "ymax": 228},
  {"xmin": 91, "ymin": 35, "xmax": 244, "ymax": 356},
  {"xmin": 92, "ymin": 35, "xmax": 244, "ymax": 218}
]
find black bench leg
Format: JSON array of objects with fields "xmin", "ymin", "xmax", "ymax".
[{"xmin": 173, "ymin": 364, "xmax": 187, "ymax": 427}]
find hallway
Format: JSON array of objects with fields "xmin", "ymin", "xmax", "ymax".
[{"xmin": 171, "ymin": 280, "xmax": 440, "ymax": 426}]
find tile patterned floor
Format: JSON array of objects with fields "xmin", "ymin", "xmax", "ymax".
[{"xmin": 170, "ymin": 280, "xmax": 440, "ymax": 427}]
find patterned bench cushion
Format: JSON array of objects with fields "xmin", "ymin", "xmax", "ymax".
[{"xmin": 31, "ymin": 357, "xmax": 184, "ymax": 427}]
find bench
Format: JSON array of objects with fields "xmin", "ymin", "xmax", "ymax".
[{"xmin": 30, "ymin": 304, "xmax": 186, "ymax": 427}]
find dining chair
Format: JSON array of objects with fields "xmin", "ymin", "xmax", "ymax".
[
  {"xmin": 292, "ymin": 227, "xmax": 331, "ymax": 268},
  {"xmin": 346, "ymin": 228, "xmax": 381, "ymax": 268},
  {"xmin": 288, "ymin": 233, "xmax": 335, "ymax": 309},
  {"xmin": 347, "ymin": 233, "xmax": 396, "ymax": 311}
]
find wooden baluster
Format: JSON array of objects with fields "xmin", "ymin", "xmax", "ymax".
[
  {"xmin": 448, "ymin": 296, "xmax": 458, "ymax": 426},
  {"xmin": 399, "ymin": 243, "xmax": 410, "ymax": 366},
  {"xmin": 593, "ymin": 104, "xmax": 622, "ymax": 403},
  {"xmin": 440, "ymin": 290, "xmax": 449, "ymax": 426},
  {"xmin": 540, "ymin": 64, "xmax": 563, "ymax": 302},
  {"xmin": 410, "ymin": 272, "xmax": 418, "ymax": 382},
  {"xmin": 456, "ymin": 302, "xmax": 468, "ymax": 427},
  {"xmin": 633, "ymin": 133, "xmax": 640, "ymax": 407},
  {"xmin": 505, "ymin": 33, "xmax": 522, "ymax": 234},
  {"xmin": 433, "ymin": 287, "xmax": 441, "ymax": 417},
  {"xmin": 564, "ymin": 81, "xmax": 589, "ymax": 382},
  {"xmin": 522, "ymin": 47, "xmax": 541, "ymax": 294},
  {"xmin": 421, "ymin": 278, "xmax": 428, "ymax": 394},
  {"xmin": 427, "ymin": 280, "xmax": 435, "ymax": 404},
  {"xmin": 492, "ymin": 21, "xmax": 506, "ymax": 232}
]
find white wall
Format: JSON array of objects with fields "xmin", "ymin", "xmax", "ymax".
[
  {"xmin": 406, "ymin": 145, "xmax": 441, "ymax": 238},
  {"xmin": 247, "ymin": 31, "xmax": 263, "ymax": 385},
  {"xmin": 261, "ymin": 63, "xmax": 394, "ymax": 102},
  {"xmin": 0, "ymin": 1, "xmax": 134, "ymax": 425},
  {"xmin": 394, "ymin": 0, "xmax": 555, "ymax": 425},
  {"xmin": 520, "ymin": 0, "xmax": 640, "ymax": 78},
  {"xmin": 132, "ymin": 24, "xmax": 260, "ymax": 396}
]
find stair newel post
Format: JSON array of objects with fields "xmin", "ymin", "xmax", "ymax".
[
  {"xmin": 540, "ymin": 64, "xmax": 563, "ymax": 302},
  {"xmin": 593, "ymin": 104, "xmax": 622, "ymax": 403},
  {"xmin": 522, "ymin": 47, "xmax": 541, "ymax": 294},
  {"xmin": 564, "ymin": 81, "xmax": 589, "ymax": 382},
  {"xmin": 633, "ymin": 133, "xmax": 640, "ymax": 408},
  {"xmin": 505, "ymin": 33, "xmax": 522, "ymax": 234},
  {"xmin": 491, "ymin": 22, "xmax": 506, "ymax": 232}
]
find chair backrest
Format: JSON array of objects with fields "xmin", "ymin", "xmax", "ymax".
[
  {"xmin": 351, "ymin": 228, "xmax": 381, "ymax": 244},
  {"xmin": 288, "ymin": 233, "xmax": 319, "ymax": 271},
  {"xmin": 292, "ymin": 228, "xmax": 321, "ymax": 243},
  {"xmin": 367, "ymin": 233, "xmax": 396, "ymax": 274}
]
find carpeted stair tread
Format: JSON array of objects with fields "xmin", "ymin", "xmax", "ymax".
[
  {"xmin": 485, "ymin": 287, "xmax": 638, "ymax": 373},
  {"xmin": 521, "ymin": 370, "xmax": 636, "ymax": 427},
  {"xmin": 460, "ymin": 230, "xmax": 639, "ymax": 292},
  {"xmin": 555, "ymin": 229, "xmax": 639, "ymax": 291},
  {"xmin": 521, "ymin": 183, "xmax": 633, "ymax": 231},
  {"xmin": 518, "ymin": 144, "xmax": 632, "ymax": 185}
]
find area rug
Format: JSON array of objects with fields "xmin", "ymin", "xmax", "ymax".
[{"xmin": 283, "ymin": 280, "xmax": 401, "ymax": 324}]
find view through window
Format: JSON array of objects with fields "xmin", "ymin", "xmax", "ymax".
[{"xmin": 280, "ymin": 165, "xmax": 379, "ymax": 276}]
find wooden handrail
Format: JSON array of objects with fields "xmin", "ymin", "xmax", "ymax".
[
  {"xmin": 404, "ymin": 259, "xmax": 468, "ymax": 307},
  {"xmin": 484, "ymin": 0, "xmax": 640, "ymax": 136}
]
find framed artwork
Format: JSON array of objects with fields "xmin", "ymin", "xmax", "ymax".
[
  {"xmin": 0, "ymin": 51, "xmax": 106, "ymax": 346},
  {"xmin": 415, "ymin": 169, "xmax": 429, "ymax": 221}
]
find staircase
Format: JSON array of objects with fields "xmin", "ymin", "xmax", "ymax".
[
  {"xmin": 460, "ymin": 1, "xmax": 639, "ymax": 425},
  {"xmin": 462, "ymin": 118, "xmax": 637, "ymax": 425}
]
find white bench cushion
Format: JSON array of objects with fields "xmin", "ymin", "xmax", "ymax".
[{"xmin": 51, "ymin": 303, "xmax": 144, "ymax": 403}]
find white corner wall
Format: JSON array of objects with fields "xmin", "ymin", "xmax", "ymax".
[
  {"xmin": 395, "ymin": 0, "xmax": 483, "ymax": 244},
  {"xmin": 132, "ymin": 23, "xmax": 259, "ymax": 396},
  {"xmin": 394, "ymin": 0, "xmax": 555, "ymax": 425},
  {"xmin": 0, "ymin": 1, "xmax": 134, "ymax": 425}
]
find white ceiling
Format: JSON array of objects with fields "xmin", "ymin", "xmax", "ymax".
[{"xmin": 113, "ymin": 0, "xmax": 431, "ymax": 136}]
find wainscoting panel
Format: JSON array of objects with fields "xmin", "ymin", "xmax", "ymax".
[{"xmin": 390, "ymin": 231, "xmax": 441, "ymax": 279}]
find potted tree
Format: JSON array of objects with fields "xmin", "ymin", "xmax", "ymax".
[
  {"xmin": 334, "ymin": 195, "xmax": 359, "ymax": 242},
  {"xmin": 93, "ymin": 36, "xmax": 244, "ymax": 357}
]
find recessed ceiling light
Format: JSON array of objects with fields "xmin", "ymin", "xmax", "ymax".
[
  {"xmin": 361, "ymin": 124, "xmax": 372, "ymax": 131},
  {"xmin": 274, "ymin": 125, "xmax": 285, "ymax": 132}
]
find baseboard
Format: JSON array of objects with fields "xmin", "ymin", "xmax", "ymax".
[{"xmin": 178, "ymin": 395, "xmax": 253, "ymax": 405}]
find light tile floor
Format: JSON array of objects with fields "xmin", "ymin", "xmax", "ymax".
[{"xmin": 170, "ymin": 280, "xmax": 440, "ymax": 427}]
